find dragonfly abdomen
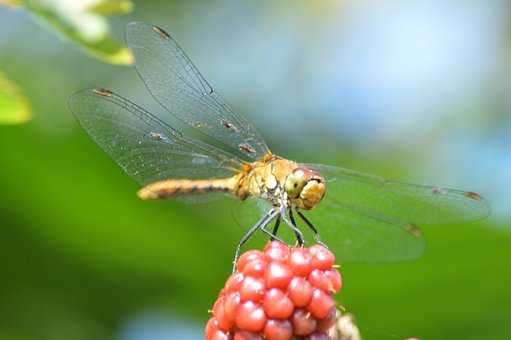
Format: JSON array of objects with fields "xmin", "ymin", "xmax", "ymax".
[{"xmin": 138, "ymin": 178, "xmax": 237, "ymax": 200}]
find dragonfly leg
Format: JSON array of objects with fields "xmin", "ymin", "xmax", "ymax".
[
  {"xmin": 287, "ymin": 208, "xmax": 304, "ymax": 246},
  {"xmin": 232, "ymin": 208, "xmax": 277, "ymax": 272},
  {"xmin": 261, "ymin": 226, "xmax": 285, "ymax": 243},
  {"xmin": 270, "ymin": 216, "xmax": 281, "ymax": 240},
  {"xmin": 296, "ymin": 210, "xmax": 327, "ymax": 247}
]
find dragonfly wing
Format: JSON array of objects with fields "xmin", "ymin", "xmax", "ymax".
[
  {"xmin": 231, "ymin": 197, "xmax": 273, "ymax": 230},
  {"xmin": 306, "ymin": 164, "xmax": 490, "ymax": 226},
  {"xmin": 69, "ymin": 88, "xmax": 244, "ymax": 186},
  {"xmin": 126, "ymin": 22, "xmax": 270, "ymax": 159},
  {"xmin": 296, "ymin": 163, "xmax": 489, "ymax": 262},
  {"xmin": 303, "ymin": 199, "xmax": 425, "ymax": 262}
]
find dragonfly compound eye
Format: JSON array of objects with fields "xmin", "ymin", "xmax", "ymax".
[
  {"xmin": 285, "ymin": 167, "xmax": 326, "ymax": 209},
  {"xmin": 284, "ymin": 168, "xmax": 308, "ymax": 199}
]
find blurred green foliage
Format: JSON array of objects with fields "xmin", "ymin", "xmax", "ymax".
[
  {"xmin": 0, "ymin": 1, "xmax": 510, "ymax": 340},
  {"xmin": 0, "ymin": 0, "xmax": 133, "ymax": 125},
  {"xmin": 21, "ymin": 0, "xmax": 133, "ymax": 65},
  {"xmin": 0, "ymin": 71, "xmax": 30, "ymax": 124}
]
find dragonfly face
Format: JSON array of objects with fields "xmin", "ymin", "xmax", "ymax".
[
  {"xmin": 70, "ymin": 22, "xmax": 490, "ymax": 264},
  {"xmin": 284, "ymin": 167, "xmax": 326, "ymax": 210}
]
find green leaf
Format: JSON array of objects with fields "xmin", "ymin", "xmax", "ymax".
[
  {"xmin": 88, "ymin": 0, "xmax": 133, "ymax": 16},
  {"xmin": 22, "ymin": 0, "xmax": 134, "ymax": 65},
  {"xmin": 0, "ymin": 71, "xmax": 31, "ymax": 125},
  {"xmin": 0, "ymin": 0, "xmax": 22, "ymax": 7}
]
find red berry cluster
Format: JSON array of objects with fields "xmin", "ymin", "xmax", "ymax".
[{"xmin": 206, "ymin": 241, "xmax": 342, "ymax": 340}]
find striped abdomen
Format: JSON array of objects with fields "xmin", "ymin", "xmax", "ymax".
[{"xmin": 137, "ymin": 177, "xmax": 239, "ymax": 200}]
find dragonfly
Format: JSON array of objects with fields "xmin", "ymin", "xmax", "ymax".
[{"xmin": 69, "ymin": 22, "xmax": 490, "ymax": 264}]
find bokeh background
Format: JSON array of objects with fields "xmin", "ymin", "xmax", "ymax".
[{"xmin": 1, "ymin": 0, "xmax": 510, "ymax": 339}]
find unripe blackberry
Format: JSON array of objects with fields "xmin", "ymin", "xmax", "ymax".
[{"xmin": 206, "ymin": 241, "xmax": 342, "ymax": 339}]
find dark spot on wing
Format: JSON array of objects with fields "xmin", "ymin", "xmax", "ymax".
[
  {"xmin": 432, "ymin": 186, "xmax": 446, "ymax": 195},
  {"xmin": 93, "ymin": 88, "xmax": 113, "ymax": 97},
  {"xmin": 152, "ymin": 25, "xmax": 170, "ymax": 39},
  {"xmin": 150, "ymin": 132, "xmax": 164, "ymax": 141},
  {"xmin": 239, "ymin": 143, "xmax": 256, "ymax": 154},
  {"xmin": 222, "ymin": 120, "xmax": 238, "ymax": 132},
  {"xmin": 405, "ymin": 223, "xmax": 422, "ymax": 237},
  {"xmin": 464, "ymin": 191, "xmax": 482, "ymax": 201}
]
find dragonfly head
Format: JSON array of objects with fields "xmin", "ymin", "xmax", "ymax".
[{"xmin": 284, "ymin": 167, "xmax": 326, "ymax": 210}]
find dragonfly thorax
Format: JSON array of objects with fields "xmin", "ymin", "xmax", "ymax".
[{"xmin": 238, "ymin": 157, "xmax": 326, "ymax": 210}]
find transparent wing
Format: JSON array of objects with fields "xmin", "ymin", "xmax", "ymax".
[
  {"xmin": 126, "ymin": 22, "xmax": 270, "ymax": 159},
  {"xmin": 304, "ymin": 200, "xmax": 426, "ymax": 262},
  {"xmin": 299, "ymin": 164, "xmax": 490, "ymax": 262},
  {"xmin": 308, "ymin": 164, "xmax": 490, "ymax": 225},
  {"xmin": 231, "ymin": 197, "xmax": 273, "ymax": 231},
  {"xmin": 69, "ymin": 88, "xmax": 244, "ymax": 186}
]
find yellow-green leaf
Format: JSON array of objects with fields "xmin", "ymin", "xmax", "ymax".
[
  {"xmin": 0, "ymin": 72, "xmax": 31, "ymax": 125},
  {"xmin": 22, "ymin": 0, "xmax": 133, "ymax": 65},
  {"xmin": 0, "ymin": 0, "xmax": 22, "ymax": 8},
  {"xmin": 88, "ymin": 0, "xmax": 133, "ymax": 16}
]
